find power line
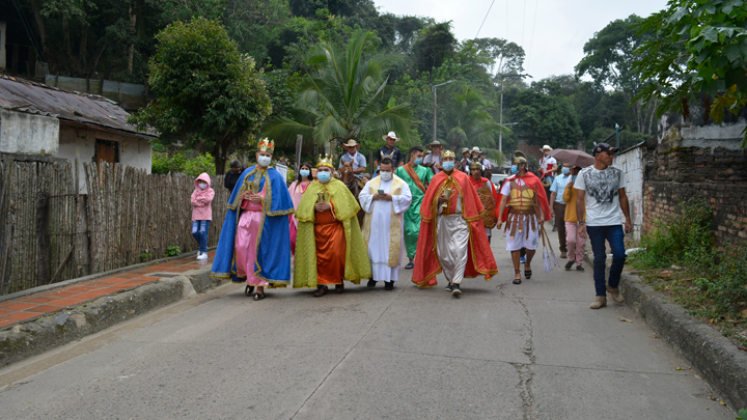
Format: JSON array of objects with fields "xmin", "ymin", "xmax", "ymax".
[
  {"xmin": 521, "ymin": 0, "xmax": 527, "ymax": 47},
  {"xmin": 474, "ymin": 0, "xmax": 497, "ymax": 40}
]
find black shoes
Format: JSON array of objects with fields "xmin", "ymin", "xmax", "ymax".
[
  {"xmin": 565, "ymin": 261, "xmax": 574, "ymax": 271},
  {"xmin": 445, "ymin": 282, "xmax": 453, "ymax": 291},
  {"xmin": 384, "ymin": 281, "xmax": 394, "ymax": 290},
  {"xmin": 576, "ymin": 265, "xmax": 585, "ymax": 272},
  {"xmin": 451, "ymin": 283, "xmax": 462, "ymax": 297},
  {"xmin": 367, "ymin": 279, "xmax": 377, "ymax": 288}
]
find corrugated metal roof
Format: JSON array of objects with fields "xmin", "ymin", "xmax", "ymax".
[{"xmin": 0, "ymin": 76, "xmax": 157, "ymax": 139}]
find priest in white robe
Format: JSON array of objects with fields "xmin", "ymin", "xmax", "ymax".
[{"xmin": 360, "ymin": 158, "xmax": 413, "ymax": 290}]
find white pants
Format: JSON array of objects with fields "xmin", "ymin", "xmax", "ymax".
[{"xmin": 436, "ymin": 214, "xmax": 470, "ymax": 284}]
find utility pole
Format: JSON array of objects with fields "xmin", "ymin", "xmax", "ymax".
[
  {"xmin": 432, "ymin": 81, "xmax": 454, "ymax": 143},
  {"xmin": 498, "ymin": 77, "xmax": 504, "ymax": 156}
]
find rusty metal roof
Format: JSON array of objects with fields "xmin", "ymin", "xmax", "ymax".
[{"xmin": 0, "ymin": 76, "xmax": 157, "ymax": 139}]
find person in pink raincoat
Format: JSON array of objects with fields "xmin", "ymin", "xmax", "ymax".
[
  {"xmin": 287, "ymin": 162, "xmax": 314, "ymax": 254},
  {"xmin": 191, "ymin": 173, "xmax": 215, "ymax": 260}
]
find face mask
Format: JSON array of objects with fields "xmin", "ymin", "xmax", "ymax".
[
  {"xmin": 510, "ymin": 165, "xmax": 519, "ymax": 174},
  {"xmin": 317, "ymin": 171, "xmax": 331, "ymax": 183},
  {"xmin": 562, "ymin": 167, "xmax": 570, "ymax": 175},
  {"xmin": 442, "ymin": 161, "xmax": 455, "ymax": 171},
  {"xmin": 198, "ymin": 182, "xmax": 208, "ymax": 190},
  {"xmin": 380, "ymin": 171, "xmax": 393, "ymax": 181},
  {"xmin": 300, "ymin": 169, "xmax": 310, "ymax": 178},
  {"xmin": 257, "ymin": 155, "xmax": 272, "ymax": 167},
  {"xmin": 413, "ymin": 158, "xmax": 423, "ymax": 165}
]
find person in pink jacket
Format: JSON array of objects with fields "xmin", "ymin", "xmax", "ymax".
[{"xmin": 191, "ymin": 173, "xmax": 215, "ymax": 260}]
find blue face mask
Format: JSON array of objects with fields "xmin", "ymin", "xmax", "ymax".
[
  {"xmin": 413, "ymin": 158, "xmax": 423, "ymax": 165},
  {"xmin": 510, "ymin": 165, "xmax": 519, "ymax": 174},
  {"xmin": 442, "ymin": 161, "xmax": 455, "ymax": 171},
  {"xmin": 300, "ymin": 169, "xmax": 310, "ymax": 178},
  {"xmin": 317, "ymin": 171, "xmax": 331, "ymax": 183},
  {"xmin": 561, "ymin": 167, "xmax": 570, "ymax": 175}
]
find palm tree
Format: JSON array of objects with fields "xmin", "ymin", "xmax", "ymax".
[
  {"xmin": 441, "ymin": 88, "xmax": 509, "ymax": 164},
  {"xmin": 265, "ymin": 30, "xmax": 414, "ymax": 155}
]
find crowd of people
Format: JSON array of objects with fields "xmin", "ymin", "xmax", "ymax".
[{"xmin": 188, "ymin": 133, "xmax": 632, "ymax": 309}]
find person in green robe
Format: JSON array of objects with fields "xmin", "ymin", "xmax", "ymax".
[
  {"xmin": 395, "ymin": 145, "xmax": 433, "ymax": 269},
  {"xmin": 294, "ymin": 155, "xmax": 372, "ymax": 296}
]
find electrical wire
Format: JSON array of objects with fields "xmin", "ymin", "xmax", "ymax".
[
  {"xmin": 521, "ymin": 0, "xmax": 527, "ymax": 47},
  {"xmin": 474, "ymin": 0, "xmax": 498, "ymax": 40}
]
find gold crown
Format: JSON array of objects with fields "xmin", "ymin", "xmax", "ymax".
[
  {"xmin": 443, "ymin": 150, "xmax": 456, "ymax": 159},
  {"xmin": 317, "ymin": 154, "xmax": 334, "ymax": 169},
  {"xmin": 258, "ymin": 138, "xmax": 275, "ymax": 153},
  {"xmin": 513, "ymin": 150, "xmax": 527, "ymax": 165},
  {"xmin": 469, "ymin": 161, "xmax": 483, "ymax": 170}
]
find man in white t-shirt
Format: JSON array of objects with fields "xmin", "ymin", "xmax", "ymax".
[{"xmin": 574, "ymin": 143, "xmax": 632, "ymax": 310}]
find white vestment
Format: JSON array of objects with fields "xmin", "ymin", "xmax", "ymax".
[{"xmin": 360, "ymin": 175, "xmax": 413, "ymax": 282}]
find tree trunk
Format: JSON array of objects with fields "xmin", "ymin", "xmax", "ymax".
[
  {"xmin": 635, "ymin": 99, "xmax": 642, "ymax": 134},
  {"xmin": 213, "ymin": 143, "xmax": 227, "ymax": 175},
  {"xmin": 80, "ymin": 21, "xmax": 88, "ymax": 77},
  {"xmin": 128, "ymin": 4, "xmax": 137, "ymax": 75},
  {"xmin": 29, "ymin": 0, "xmax": 55, "ymax": 72},
  {"xmin": 647, "ymin": 96, "xmax": 659, "ymax": 136},
  {"xmin": 62, "ymin": 14, "xmax": 73, "ymax": 75}
]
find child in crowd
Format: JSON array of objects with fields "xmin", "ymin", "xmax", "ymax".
[{"xmin": 191, "ymin": 173, "xmax": 215, "ymax": 260}]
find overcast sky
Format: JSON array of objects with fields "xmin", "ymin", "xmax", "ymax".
[{"xmin": 374, "ymin": 0, "xmax": 669, "ymax": 81}]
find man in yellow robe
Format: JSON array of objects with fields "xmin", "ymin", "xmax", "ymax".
[{"xmin": 294, "ymin": 155, "xmax": 372, "ymax": 297}]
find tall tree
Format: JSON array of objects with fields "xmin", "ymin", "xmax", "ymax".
[
  {"xmin": 575, "ymin": 15, "xmax": 657, "ymax": 134},
  {"xmin": 411, "ymin": 21, "xmax": 457, "ymax": 74},
  {"xmin": 440, "ymin": 88, "xmax": 507, "ymax": 155},
  {"xmin": 129, "ymin": 18, "xmax": 272, "ymax": 174},
  {"xmin": 264, "ymin": 30, "xmax": 413, "ymax": 153}
]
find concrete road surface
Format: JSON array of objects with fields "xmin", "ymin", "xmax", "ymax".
[{"xmin": 0, "ymin": 225, "xmax": 735, "ymax": 419}]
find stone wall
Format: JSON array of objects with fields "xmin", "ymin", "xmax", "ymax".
[{"xmin": 643, "ymin": 113, "xmax": 747, "ymax": 249}]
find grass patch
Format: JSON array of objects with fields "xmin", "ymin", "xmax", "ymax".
[{"xmin": 629, "ymin": 198, "xmax": 747, "ymax": 349}]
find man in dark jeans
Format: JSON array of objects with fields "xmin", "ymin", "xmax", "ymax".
[{"xmin": 574, "ymin": 143, "xmax": 632, "ymax": 310}]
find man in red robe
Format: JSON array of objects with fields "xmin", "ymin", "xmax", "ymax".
[
  {"xmin": 497, "ymin": 151, "xmax": 551, "ymax": 284},
  {"xmin": 412, "ymin": 150, "xmax": 498, "ymax": 297},
  {"xmin": 468, "ymin": 161, "xmax": 500, "ymax": 244}
]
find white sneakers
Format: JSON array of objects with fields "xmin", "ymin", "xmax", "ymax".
[{"xmin": 196, "ymin": 252, "xmax": 208, "ymax": 260}]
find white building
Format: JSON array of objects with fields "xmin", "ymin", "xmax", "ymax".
[{"xmin": 0, "ymin": 76, "xmax": 156, "ymax": 192}]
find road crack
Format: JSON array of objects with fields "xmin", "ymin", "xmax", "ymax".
[{"xmin": 515, "ymin": 297, "xmax": 536, "ymax": 420}]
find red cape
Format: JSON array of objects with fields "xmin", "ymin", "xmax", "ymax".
[
  {"xmin": 500, "ymin": 172, "xmax": 551, "ymax": 222},
  {"xmin": 412, "ymin": 170, "xmax": 499, "ymax": 288}
]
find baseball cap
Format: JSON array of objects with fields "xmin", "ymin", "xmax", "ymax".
[{"xmin": 592, "ymin": 143, "xmax": 619, "ymax": 156}]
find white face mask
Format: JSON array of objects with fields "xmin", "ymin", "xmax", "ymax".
[
  {"xmin": 257, "ymin": 155, "xmax": 272, "ymax": 167},
  {"xmin": 380, "ymin": 171, "xmax": 393, "ymax": 181},
  {"xmin": 198, "ymin": 182, "xmax": 208, "ymax": 190}
]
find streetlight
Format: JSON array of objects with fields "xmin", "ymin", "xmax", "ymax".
[
  {"xmin": 496, "ymin": 73, "xmax": 530, "ymax": 156},
  {"xmin": 432, "ymin": 80, "xmax": 454, "ymax": 143}
]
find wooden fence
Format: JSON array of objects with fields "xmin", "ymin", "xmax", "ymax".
[{"xmin": 0, "ymin": 159, "xmax": 230, "ymax": 295}]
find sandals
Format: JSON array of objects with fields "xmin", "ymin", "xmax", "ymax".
[
  {"xmin": 524, "ymin": 270, "xmax": 532, "ymax": 280},
  {"xmin": 244, "ymin": 285, "xmax": 255, "ymax": 296},
  {"xmin": 513, "ymin": 270, "xmax": 522, "ymax": 284},
  {"xmin": 253, "ymin": 292, "xmax": 265, "ymax": 301},
  {"xmin": 405, "ymin": 262, "xmax": 414, "ymax": 270}
]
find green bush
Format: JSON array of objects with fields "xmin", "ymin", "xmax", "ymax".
[
  {"xmin": 152, "ymin": 153, "xmax": 215, "ymax": 177},
  {"xmin": 164, "ymin": 246, "xmax": 182, "ymax": 257}
]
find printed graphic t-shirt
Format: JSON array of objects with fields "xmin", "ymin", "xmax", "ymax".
[{"xmin": 573, "ymin": 166, "xmax": 626, "ymax": 226}]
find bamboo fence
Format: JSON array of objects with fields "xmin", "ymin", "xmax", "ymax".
[{"xmin": 0, "ymin": 159, "xmax": 229, "ymax": 295}]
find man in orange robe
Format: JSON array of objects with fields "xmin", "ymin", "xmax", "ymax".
[
  {"xmin": 468, "ymin": 161, "xmax": 500, "ymax": 244},
  {"xmin": 412, "ymin": 150, "xmax": 498, "ymax": 297}
]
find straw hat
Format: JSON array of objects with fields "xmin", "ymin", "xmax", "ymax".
[
  {"xmin": 541, "ymin": 145, "xmax": 553, "ymax": 152},
  {"xmin": 382, "ymin": 131, "xmax": 400, "ymax": 142},
  {"xmin": 342, "ymin": 139, "xmax": 358, "ymax": 147}
]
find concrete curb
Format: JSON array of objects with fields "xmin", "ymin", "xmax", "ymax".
[
  {"xmin": 0, "ymin": 247, "xmax": 216, "ymax": 305},
  {"xmin": 583, "ymin": 253, "xmax": 747, "ymax": 410},
  {"xmin": 0, "ymin": 265, "xmax": 229, "ymax": 369}
]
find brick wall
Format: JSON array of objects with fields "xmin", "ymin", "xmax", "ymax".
[{"xmin": 643, "ymin": 136, "xmax": 747, "ymax": 248}]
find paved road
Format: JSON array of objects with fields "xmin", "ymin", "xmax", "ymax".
[{"xmin": 0, "ymin": 226, "xmax": 735, "ymax": 419}]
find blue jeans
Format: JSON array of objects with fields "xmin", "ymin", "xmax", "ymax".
[
  {"xmin": 586, "ymin": 225, "xmax": 626, "ymax": 297},
  {"xmin": 191, "ymin": 220, "xmax": 210, "ymax": 253}
]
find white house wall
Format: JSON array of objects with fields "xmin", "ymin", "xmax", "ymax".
[
  {"xmin": 0, "ymin": 109, "xmax": 60, "ymax": 155},
  {"xmin": 614, "ymin": 146, "xmax": 645, "ymax": 241},
  {"xmin": 57, "ymin": 125, "xmax": 152, "ymax": 194}
]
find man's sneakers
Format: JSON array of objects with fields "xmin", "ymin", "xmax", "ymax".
[
  {"xmin": 576, "ymin": 265, "xmax": 585, "ymax": 272},
  {"xmin": 445, "ymin": 282, "xmax": 453, "ymax": 292},
  {"xmin": 607, "ymin": 286, "xmax": 624, "ymax": 304},
  {"xmin": 384, "ymin": 281, "xmax": 394, "ymax": 291},
  {"xmin": 196, "ymin": 252, "xmax": 208, "ymax": 260},
  {"xmin": 451, "ymin": 283, "xmax": 462, "ymax": 297},
  {"xmin": 590, "ymin": 296, "xmax": 607, "ymax": 309},
  {"xmin": 520, "ymin": 256, "xmax": 526, "ymax": 263},
  {"xmin": 565, "ymin": 261, "xmax": 574, "ymax": 271},
  {"xmin": 367, "ymin": 279, "xmax": 377, "ymax": 288}
]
